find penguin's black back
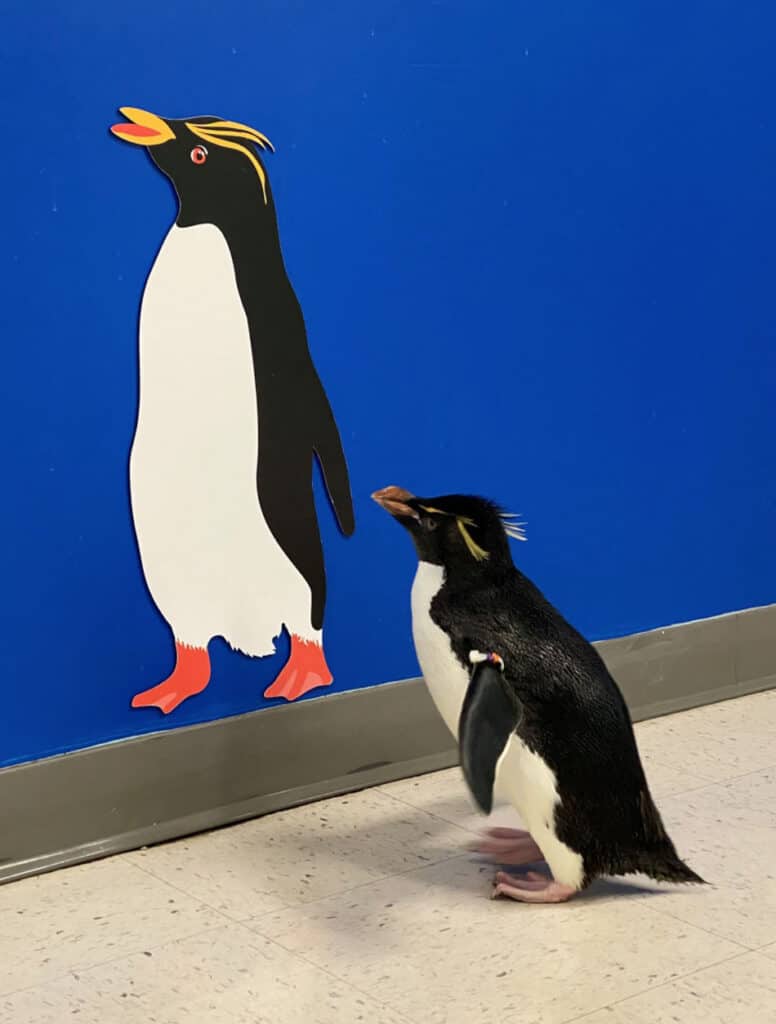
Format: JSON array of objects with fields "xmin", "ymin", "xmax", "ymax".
[{"xmin": 433, "ymin": 567, "xmax": 702, "ymax": 886}]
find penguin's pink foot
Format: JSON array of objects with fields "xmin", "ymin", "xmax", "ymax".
[
  {"xmin": 492, "ymin": 870, "xmax": 576, "ymax": 904},
  {"xmin": 263, "ymin": 636, "xmax": 333, "ymax": 702},
  {"xmin": 472, "ymin": 827, "xmax": 544, "ymax": 865},
  {"xmin": 131, "ymin": 643, "xmax": 211, "ymax": 714}
]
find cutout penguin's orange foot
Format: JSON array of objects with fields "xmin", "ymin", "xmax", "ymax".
[
  {"xmin": 131, "ymin": 643, "xmax": 211, "ymax": 714},
  {"xmin": 264, "ymin": 635, "xmax": 333, "ymax": 702}
]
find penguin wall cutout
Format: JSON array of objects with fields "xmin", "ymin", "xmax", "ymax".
[{"xmin": 111, "ymin": 107, "xmax": 355, "ymax": 714}]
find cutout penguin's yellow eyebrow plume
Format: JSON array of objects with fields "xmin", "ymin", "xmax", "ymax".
[
  {"xmin": 185, "ymin": 121, "xmax": 274, "ymax": 204},
  {"xmin": 193, "ymin": 120, "xmax": 275, "ymax": 150}
]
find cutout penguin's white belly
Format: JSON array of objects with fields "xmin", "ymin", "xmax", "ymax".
[
  {"xmin": 410, "ymin": 561, "xmax": 584, "ymax": 888},
  {"xmin": 130, "ymin": 223, "xmax": 314, "ymax": 654}
]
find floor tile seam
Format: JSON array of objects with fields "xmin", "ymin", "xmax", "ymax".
[
  {"xmin": 122, "ymin": 854, "xmax": 257, "ymax": 922},
  {"xmin": 243, "ymin": 850, "xmax": 475, "ymax": 924},
  {"xmin": 629, "ymin": 896, "xmax": 763, "ymax": 952},
  {"xmin": 551, "ymin": 947, "xmax": 757, "ymax": 1024}
]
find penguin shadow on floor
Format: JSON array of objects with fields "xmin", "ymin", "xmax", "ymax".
[{"xmin": 241, "ymin": 798, "xmax": 470, "ymax": 877}]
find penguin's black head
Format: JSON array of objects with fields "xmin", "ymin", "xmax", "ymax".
[
  {"xmin": 111, "ymin": 107, "xmax": 275, "ymax": 224},
  {"xmin": 372, "ymin": 486, "xmax": 525, "ymax": 572}
]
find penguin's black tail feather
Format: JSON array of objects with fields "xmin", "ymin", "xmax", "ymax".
[
  {"xmin": 640, "ymin": 849, "xmax": 706, "ymax": 886},
  {"xmin": 637, "ymin": 787, "xmax": 706, "ymax": 884}
]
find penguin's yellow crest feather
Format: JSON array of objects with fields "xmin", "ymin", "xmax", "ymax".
[
  {"xmin": 456, "ymin": 517, "xmax": 490, "ymax": 561},
  {"xmin": 418, "ymin": 504, "xmax": 492, "ymax": 560}
]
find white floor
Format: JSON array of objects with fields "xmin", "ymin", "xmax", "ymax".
[{"xmin": 3, "ymin": 690, "xmax": 776, "ymax": 1024}]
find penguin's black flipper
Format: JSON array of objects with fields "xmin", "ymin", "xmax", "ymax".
[
  {"xmin": 312, "ymin": 391, "xmax": 355, "ymax": 537},
  {"xmin": 459, "ymin": 655, "xmax": 522, "ymax": 815}
]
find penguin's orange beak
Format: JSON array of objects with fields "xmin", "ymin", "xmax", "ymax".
[
  {"xmin": 372, "ymin": 486, "xmax": 418, "ymax": 518},
  {"xmin": 110, "ymin": 107, "xmax": 175, "ymax": 146}
]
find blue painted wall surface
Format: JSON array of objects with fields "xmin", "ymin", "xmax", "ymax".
[{"xmin": 2, "ymin": 2, "xmax": 775, "ymax": 766}]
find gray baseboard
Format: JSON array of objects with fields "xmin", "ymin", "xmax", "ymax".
[{"xmin": 1, "ymin": 603, "xmax": 774, "ymax": 886}]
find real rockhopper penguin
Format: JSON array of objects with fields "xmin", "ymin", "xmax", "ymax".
[{"xmin": 373, "ymin": 485, "xmax": 703, "ymax": 904}]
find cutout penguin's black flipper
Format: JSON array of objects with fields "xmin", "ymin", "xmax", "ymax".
[
  {"xmin": 312, "ymin": 390, "xmax": 355, "ymax": 537},
  {"xmin": 459, "ymin": 656, "xmax": 522, "ymax": 815}
]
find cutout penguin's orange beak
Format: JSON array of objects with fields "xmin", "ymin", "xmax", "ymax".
[{"xmin": 110, "ymin": 107, "xmax": 175, "ymax": 146}]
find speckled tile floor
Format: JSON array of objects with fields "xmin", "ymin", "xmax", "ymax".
[{"xmin": 3, "ymin": 690, "xmax": 776, "ymax": 1024}]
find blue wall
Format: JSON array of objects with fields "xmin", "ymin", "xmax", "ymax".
[{"xmin": 2, "ymin": 1, "xmax": 775, "ymax": 767}]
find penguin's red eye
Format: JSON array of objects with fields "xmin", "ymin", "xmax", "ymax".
[{"xmin": 190, "ymin": 146, "xmax": 208, "ymax": 165}]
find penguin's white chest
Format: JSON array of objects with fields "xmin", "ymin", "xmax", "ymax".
[
  {"xmin": 410, "ymin": 562, "xmax": 471, "ymax": 738},
  {"xmin": 129, "ymin": 223, "xmax": 313, "ymax": 654}
]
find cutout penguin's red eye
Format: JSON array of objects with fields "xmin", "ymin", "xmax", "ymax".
[{"xmin": 190, "ymin": 146, "xmax": 208, "ymax": 165}]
